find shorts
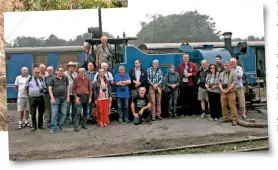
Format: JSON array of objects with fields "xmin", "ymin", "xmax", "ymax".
[
  {"xmin": 198, "ymin": 87, "xmax": 208, "ymax": 101},
  {"xmin": 17, "ymin": 97, "xmax": 29, "ymax": 112},
  {"xmin": 236, "ymin": 87, "xmax": 245, "ymax": 108}
]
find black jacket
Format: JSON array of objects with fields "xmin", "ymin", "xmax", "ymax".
[
  {"xmin": 81, "ymin": 52, "xmax": 97, "ymax": 71},
  {"xmin": 93, "ymin": 79, "xmax": 112, "ymax": 101},
  {"xmin": 129, "ymin": 67, "xmax": 147, "ymax": 90}
]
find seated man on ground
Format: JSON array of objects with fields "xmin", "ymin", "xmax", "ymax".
[{"xmin": 131, "ymin": 87, "xmax": 152, "ymax": 125}]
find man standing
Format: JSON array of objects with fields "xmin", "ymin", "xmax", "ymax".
[
  {"xmin": 64, "ymin": 62, "xmax": 79, "ymax": 124},
  {"xmin": 96, "ymin": 36, "xmax": 113, "ymax": 69},
  {"xmin": 198, "ymin": 60, "xmax": 209, "ymax": 118},
  {"xmin": 93, "ymin": 62, "xmax": 114, "ymax": 85},
  {"xmin": 85, "ymin": 62, "xmax": 97, "ymax": 122},
  {"xmin": 39, "ymin": 64, "xmax": 49, "ymax": 80},
  {"xmin": 147, "ymin": 59, "xmax": 164, "ymax": 121},
  {"xmin": 81, "ymin": 42, "xmax": 96, "ymax": 71},
  {"xmin": 131, "ymin": 87, "xmax": 152, "ymax": 125},
  {"xmin": 72, "ymin": 68, "xmax": 92, "ymax": 132},
  {"xmin": 44, "ymin": 66, "xmax": 54, "ymax": 128},
  {"xmin": 48, "ymin": 67, "xmax": 70, "ymax": 134},
  {"xmin": 218, "ymin": 61, "xmax": 238, "ymax": 126},
  {"xmin": 129, "ymin": 59, "xmax": 147, "ymax": 98},
  {"xmin": 178, "ymin": 53, "xmax": 198, "ymax": 117},
  {"xmin": 25, "ymin": 68, "xmax": 46, "ymax": 132},
  {"xmin": 14, "ymin": 67, "xmax": 31, "ymax": 129},
  {"xmin": 230, "ymin": 58, "xmax": 246, "ymax": 119},
  {"xmin": 115, "ymin": 66, "xmax": 131, "ymax": 123},
  {"xmin": 215, "ymin": 55, "xmax": 224, "ymax": 73}
]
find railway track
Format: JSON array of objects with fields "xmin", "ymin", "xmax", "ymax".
[{"xmin": 86, "ymin": 136, "xmax": 268, "ymax": 158}]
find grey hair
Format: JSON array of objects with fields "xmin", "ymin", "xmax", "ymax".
[
  {"xmin": 39, "ymin": 64, "xmax": 46, "ymax": 68},
  {"xmin": 101, "ymin": 62, "xmax": 108, "ymax": 67},
  {"xmin": 47, "ymin": 66, "xmax": 54, "ymax": 70},
  {"xmin": 83, "ymin": 42, "xmax": 92, "ymax": 49},
  {"xmin": 201, "ymin": 60, "xmax": 207, "ymax": 64},
  {"xmin": 21, "ymin": 67, "xmax": 28, "ymax": 71},
  {"xmin": 119, "ymin": 65, "xmax": 125, "ymax": 70},
  {"xmin": 230, "ymin": 57, "xmax": 237, "ymax": 62},
  {"xmin": 152, "ymin": 59, "xmax": 159, "ymax": 64},
  {"xmin": 139, "ymin": 87, "xmax": 146, "ymax": 91},
  {"xmin": 78, "ymin": 68, "xmax": 86, "ymax": 72}
]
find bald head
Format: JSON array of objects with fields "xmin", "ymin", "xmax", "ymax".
[
  {"xmin": 230, "ymin": 57, "xmax": 237, "ymax": 68},
  {"xmin": 101, "ymin": 62, "xmax": 108, "ymax": 71},
  {"xmin": 101, "ymin": 36, "xmax": 108, "ymax": 44}
]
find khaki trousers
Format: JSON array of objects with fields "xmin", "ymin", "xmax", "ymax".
[
  {"xmin": 221, "ymin": 92, "xmax": 238, "ymax": 121},
  {"xmin": 236, "ymin": 87, "xmax": 245, "ymax": 112},
  {"xmin": 149, "ymin": 86, "xmax": 162, "ymax": 118}
]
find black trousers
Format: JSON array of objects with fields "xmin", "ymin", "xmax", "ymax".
[
  {"xmin": 180, "ymin": 82, "xmax": 197, "ymax": 116},
  {"xmin": 207, "ymin": 91, "xmax": 222, "ymax": 119},
  {"xmin": 74, "ymin": 95, "xmax": 89, "ymax": 128},
  {"xmin": 29, "ymin": 95, "xmax": 45, "ymax": 129}
]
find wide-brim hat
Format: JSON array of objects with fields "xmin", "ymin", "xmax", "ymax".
[{"xmin": 67, "ymin": 61, "xmax": 76, "ymax": 67}]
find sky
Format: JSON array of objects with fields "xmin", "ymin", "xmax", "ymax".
[{"xmin": 4, "ymin": 0, "xmax": 264, "ymax": 43}]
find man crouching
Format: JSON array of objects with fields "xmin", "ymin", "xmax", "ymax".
[{"xmin": 131, "ymin": 87, "xmax": 152, "ymax": 125}]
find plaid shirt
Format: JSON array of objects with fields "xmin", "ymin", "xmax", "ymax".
[{"xmin": 147, "ymin": 67, "xmax": 163, "ymax": 85}]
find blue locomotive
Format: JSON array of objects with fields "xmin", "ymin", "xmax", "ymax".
[{"xmin": 5, "ymin": 37, "xmax": 265, "ymax": 103}]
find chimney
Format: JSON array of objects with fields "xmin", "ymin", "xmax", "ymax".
[
  {"xmin": 223, "ymin": 32, "xmax": 233, "ymax": 56},
  {"xmin": 98, "ymin": 8, "xmax": 102, "ymax": 36}
]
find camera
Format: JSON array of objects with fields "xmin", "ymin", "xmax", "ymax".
[
  {"xmin": 102, "ymin": 88, "xmax": 107, "ymax": 92},
  {"xmin": 40, "ymin": 88, "xmax": 48, "ymax": 94},
  {"xmin": 208, "ymin": 85, "xmax": 213, "ymax": 88},
  {"xmin": 120, "ymin": 87, "xmax": 126, "ymax": 92},
  {"xmin": 222, "ymin": 84, "xmax": 228, "ymax": 89}
]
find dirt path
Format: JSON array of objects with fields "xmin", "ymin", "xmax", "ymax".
[{"xmin": 8, "ymin": 108, "xmax": 268, "ymax": 161}]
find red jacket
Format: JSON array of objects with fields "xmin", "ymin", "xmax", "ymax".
[{"xmin": 178, "ymin": 62, "xmax": 198, "ymax": 87}]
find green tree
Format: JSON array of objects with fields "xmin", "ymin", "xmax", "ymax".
[{"xmin": 135, "ymin": 11, "xmax": 221, "ymax": 44}]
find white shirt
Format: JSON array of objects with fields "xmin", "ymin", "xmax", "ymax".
[
  {"xmin": 14, "ymin": 75, "xmax": 31, "ymax": 98},
  {"xmin": 93, "ymin": 71, "xmax": 114, "ymax": 82},
  {"xmin": 183, "ymin": 65, "xmax": 189, "ymax": 82},
  {"xmin": 134, "ymin": 68, "xmax": 141, "ymax": 81}
]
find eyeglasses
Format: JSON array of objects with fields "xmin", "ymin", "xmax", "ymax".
[{"xmin": 210, "ymin": 67, "xmax": 215, "ymax": 69}]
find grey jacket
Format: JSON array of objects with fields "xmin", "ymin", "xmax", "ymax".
[{"xmin": 164, "ymin": 72, "xmax": 180, "ymax": 90}]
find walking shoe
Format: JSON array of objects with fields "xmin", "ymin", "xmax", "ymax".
[
  {"xmin": 242, "ymin": 115, "xmax": 247, "ymax": 119},
  {"xmin": 209, "ymin": 118, "xmax": 213, "ymax": 121},
  {"xmin": 180, "ymin": 115, "xmax": 184, "ymax": 118},
  {"xmin": 49, "ymin": 130, "xmax": 55, "ymax": 134},
  {"xmin": 232, "ymin": 121, "xmax": 237, "ymax": 126},
  {"xmin": 124, "ymin": 118, "xmax": 130, "ymax": 123},
  {"xmin": 39, "ymin": 127, "xmax": 45, "ymax": 130},
  {"xmin": 74, "ymin": 128, "xmax": 80, "ymax": 132},
  {"xmin": 192, "ymin": 114, "xmax": 196, "ymax": 118},
  {"xmin": 169, "ymin": 116, "xmax": 173, "ymax": 119},
  {"xmin": 200, "ymin": 112, "xmax": 206, "ymax": 118},
  {"xmin": 31, "ymin": 128, "xmax": 37, "ymax": 132},
  {"xmin": 151, "ymin": 117, "xmax": 156, "ymax": 121},
  {"xmin": 103, "ymin": 123, "xmax": 107, "ymax": 127},
  {"xmin": 81, "ymin": 125, "xmax": 88, "ymax": 129},
  {"xmin": 118, "ymin": 119, "xmax": 123, "ymax": 124},
  {"xmin": 157, "ymin": 116, "xmax": 163, "ymax": 120},
  {"xmin": 214, "ymin": 118, "xmax": 219, "ymax": 121},
  {"xmin": 219, "ymin": 119, "xmax": 229, "ymax": 123}
]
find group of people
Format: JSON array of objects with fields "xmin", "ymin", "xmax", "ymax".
[{"xmin": 13, "ymin": 36, "xmax": 247, "ymax": 134}]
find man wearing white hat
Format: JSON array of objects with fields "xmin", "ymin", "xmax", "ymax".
[
  {"xmin": 81, "ymin": 42, "xmax": 97, "ymax": 71},
  {"xmin": 64, "ymin": 62, "xmax": 79, "ymax": 124}
]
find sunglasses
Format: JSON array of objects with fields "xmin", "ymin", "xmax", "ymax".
[{"xmin": 210, "ymin": 67, "xmax": 216, "ymax": 69}]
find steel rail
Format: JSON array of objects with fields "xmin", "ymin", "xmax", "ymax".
[{"xmin": 86, "ymin": 136, "xmax": 268, "ymax": 158}]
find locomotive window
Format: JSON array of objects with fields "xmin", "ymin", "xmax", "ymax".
[
  {"xmin": 58, "ymin": 52, "xmax": 79, "ymax": 70},
  {"xmin": 33, "ymin": 53, "xmax": 47, "ymax": 68}
]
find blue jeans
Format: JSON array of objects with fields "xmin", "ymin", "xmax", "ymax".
[
  {"xmin": 66, "ymin": 95, "xmax": 76, "ymax": 121},
  {"xmin": 134, "ymin": 108, "xmax": 152, "ymax": 125},
  {"xmin": 117, "ymin": 98, "xmax": 129, "ymax": 121},
  {"xmin": 74, "ymin": 95, "xmax": 89, "ymax": 129},
  {"xmin": 51, "ymin": 98, "xmax": 67, "ymax": 131}
]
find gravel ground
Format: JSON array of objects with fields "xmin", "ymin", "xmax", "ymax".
[{"xmin": 8, "ymin": 106, "xmax": 268, "ymax": 161}]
